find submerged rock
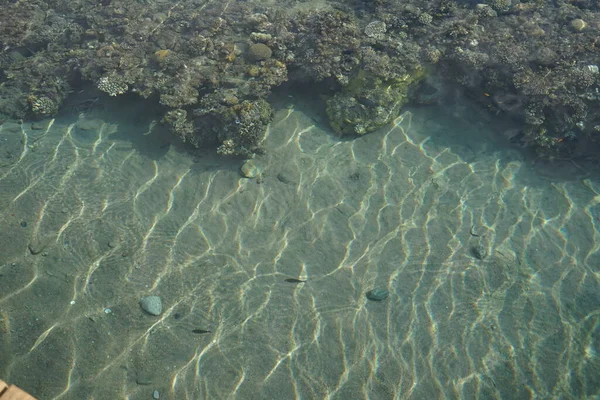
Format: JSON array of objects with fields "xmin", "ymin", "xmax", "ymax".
[
  {"xmin": 140, "ymin": 295, "xmax": 163, "ymax": 316},
  {"xmin": 366, "ymin": 288, "xmax": 390, "ymax": 301},
  {"xmin": 326, "ymin": 68, "xmax": 425, "ymax": 136},
  {"xmin": 248, "ymin": 43, "xmax": 272, "ymax": 62},
  {"xmin": 472, "ymin": 242, "xmax": 488, "ymax": 260},
  {"xmin": 240, "ymin": 160, "xmax": 262, "ymax": 178}
]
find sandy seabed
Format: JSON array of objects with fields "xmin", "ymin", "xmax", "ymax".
[{"xmin": 0, "ymin": 98, "xmax": 598, "ymax": 400}]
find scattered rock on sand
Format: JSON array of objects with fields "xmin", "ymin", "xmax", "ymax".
[
  {"xmin": 140, "ymin": 296, "xmax": 163, "ymax": 316},
  {"xmin": 366, "ymin": 288, "xmax": 389, "ymax": 301},
  {"xmin": 472, "ymin": 242, "xmax": 488, "ymax": 260},
  {"xmin": 240, "ymin": 160, "xmax": 262, "ymax": 178}
]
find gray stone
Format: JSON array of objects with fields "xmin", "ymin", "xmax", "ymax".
[
  {"xmin": 240, "ymin": 160, "xmax": 262, "ymax": 178},
  {"xmin": 472, "ymin": 242, "xmax": 488, "ymax": 260},
  {"xmin": 140, "ymin": 296, "xmax": 163, "ymax": 316},
  {"xmin": 366, "ymin": 288, "xmax": 389, "ymax": 301}
]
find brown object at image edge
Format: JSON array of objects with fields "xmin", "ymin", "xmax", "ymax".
[{"xmin": 0, "ymin": 380, "xmax": 37, "ymax": 400}]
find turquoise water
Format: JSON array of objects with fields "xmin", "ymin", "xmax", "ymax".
[{"xmin": 0, "ymin": 97, "xmax": 599, "ymax": 399}]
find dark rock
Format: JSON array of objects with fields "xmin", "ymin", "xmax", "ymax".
[
  {"xmin": 366, "ymin": 288, "xmax": 389, "ymax": 301},
  {"xmin": 472, "ymin": 243, "xmax": 488, "ymax": 260}
]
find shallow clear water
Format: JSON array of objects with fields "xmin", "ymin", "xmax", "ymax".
[{"xmin": 0, "ymin": 98, "xmax": 598, "ymax": 399}]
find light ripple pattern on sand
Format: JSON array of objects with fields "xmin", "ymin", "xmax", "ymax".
[{"xmin": 0, "ymin": 103, "xmax": 598, "ymax": 400}]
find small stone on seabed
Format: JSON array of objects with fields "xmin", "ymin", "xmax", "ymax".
[
  {"xmin": 571, "ymin": 18, "xmax": 587, "ymax": 31},
  {"xmin": 472, "ymin": 243, "xmax": 488, "ymax": 260},
  {"xmin": 140, "ymin": 296, "xmax": 163, "ymax": 316},
  {"xmin": 240, "ymin": 160, "xmax": 262, "ymax": 178},
  {"xmin": 366, "ymin": 288, "xmax": 389, "ymax": 301}
]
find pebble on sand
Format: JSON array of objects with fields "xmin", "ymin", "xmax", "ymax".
[
  {"xmin": 366, "ymin": 288, "xmax": 389, "ymax": 301},
  {"xmin": 472, "ymin": 242, "xmax": 488, "ymax": 260},
  {"xmin": 240, "ymin": 160, "xmax": 262, "ymax": 178},
  {"xmin": 140, "ymin": 296, "xmax": 163, "ymax": 316}
]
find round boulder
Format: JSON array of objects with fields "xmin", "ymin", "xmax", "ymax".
[{"xmin": 248, "ymin": 43, "xmax": 272, "ymax": 62}]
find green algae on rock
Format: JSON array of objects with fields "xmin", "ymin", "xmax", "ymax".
[
  {"xmin": 326, "ymin": 68, "xmax": 425, "ymax": 136},
  {"xmin": 247, "ymin": 43, "xmax": 272, "ymax": 62}
]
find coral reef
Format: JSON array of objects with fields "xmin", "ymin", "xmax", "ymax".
[
  {"xmin": 326, "ymin": 68, "xmax": 425, "ymax": 136},
  {"xmin": 97, "ymin": 75, "xmax": 128, "ymax": 97},
  {"xmin": 0, "ymin": 0, "xmax": 599, "ymax": 158}
]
